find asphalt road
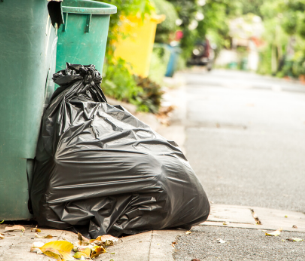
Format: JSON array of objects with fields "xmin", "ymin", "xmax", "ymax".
[
  {"xmin": 174, "ymin": 69, "xmax": 305, "ymax": 261},
  {"xmin": 183, "ymin": 69, "xmax": 305, "ymax": 212}
]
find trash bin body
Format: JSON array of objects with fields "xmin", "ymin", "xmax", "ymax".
[
  {"xmin": 0, "ymin": 0, "xmax": 59, "ymax": 220},
  {"xmin": 114, "ymin": 15, "xmax": 165, "ymax": 77},
  {"xmin": 56, "ymin": 0, "xmax": 117, "ymax": 73},
  {"xmin": 165, "ymin": 45, "xmax": 181, "ymax": 77}
]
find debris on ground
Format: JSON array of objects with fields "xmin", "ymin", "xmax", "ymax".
[
  {"xmin": 35, "ymin": 233, "xmax": 56, "ymax": 239},
  {"xmin": 265, "ymin": 228, "xmax": 282, "ymax": 236},
  {"xmin": 29, "ymin": 233, "xmax": 118, "ymax": 260},
  {"xmin": 217, "ymin": 238, "xmax": 226, "ymax": 243},
  {"xmin": 292, "ymin": 225, "xmax": 298, "ymax": 229},
  {"xmin": 4, "ymin": 225, "xmax": 25, "ymax": 232},
  {"xmin": 286, "ymin": 238, "xmax": 303, "ymax": 242},
  {"xmin": 186, "ymin": 231, "xmax": 192, "ymax": 235},
  {"xmin": 31, "ymin": 225, "xmax": 41, "ymax": 233},
  {"xmin": 250, "ymin": 209, "xmax": 262, "ymax": 225},
  {"xmin": 156, "ymin": 105, "xmax": 175, "ymax": 126},
  {"xmin": 0, "ymin": 233, "xmax": 4, "ymax": 239}
]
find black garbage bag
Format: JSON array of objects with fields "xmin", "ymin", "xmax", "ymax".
[{"xmin": 30, "ymin": 63, "xmax": 210, "ymax": 238}]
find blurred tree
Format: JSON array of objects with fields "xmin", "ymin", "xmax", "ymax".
[{"xmin": 152, "ymin": 0, "xmax": 178, "ymax": 43}]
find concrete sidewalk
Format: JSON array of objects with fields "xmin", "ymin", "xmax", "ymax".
[{"xmin": 1, "ymin": 204, "xmax": 305, "ymax": 260}]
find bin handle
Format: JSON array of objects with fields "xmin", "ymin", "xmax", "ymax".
[{"xmin": 48, "ymin": 1, "xmax": 64, "ymax": 28}]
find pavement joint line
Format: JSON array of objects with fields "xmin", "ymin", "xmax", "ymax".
[{"xmin": 147, "ymin": 230, "xmax": 153, "ymax": 261}]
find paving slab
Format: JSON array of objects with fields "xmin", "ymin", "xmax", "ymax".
[
  {"xmin": 0, "ymin": 224, "xmax": 183, "ymax": 261},
  {"xmin": 203, "ymin": 204, "xmax": 305, "ymax": 232}
]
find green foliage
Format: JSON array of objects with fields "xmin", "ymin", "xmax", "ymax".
[
  {"xmin": 134, "ymin": 76, "xmax": 164, "ymax": 113},
  {"xmin": 101, "ymin": 58, "xmax": 142, "ymax": 103},
  {"xmin": 165, "ymin": 0, "xmax": 240, "ymax": 59},
  {"xmin": 96, "ymin": 0, "xmax": 164, "ymax": 113},
  {"xmin": 149, "ymin": 45, "xmax": 171, "ymax": 84},
  {"xmin": 152, "ymin": 0, "xmax": 178, "ymax": 43}
]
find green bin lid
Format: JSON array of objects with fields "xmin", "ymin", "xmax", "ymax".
[{"xmin": 62, "ymin": 0, "xmax": 117, "ymax": 15}]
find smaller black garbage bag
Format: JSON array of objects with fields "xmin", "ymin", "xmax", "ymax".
[{"xmin": 30, "ymin": 63, "xmax": 210, "ymax": 238}]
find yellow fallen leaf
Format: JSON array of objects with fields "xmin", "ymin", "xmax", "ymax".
[
  {"xmin": 91, "ymin": 245, "xmax": 106, "ymax": 259},
  {"xmin": 39, "ymin": 240, "xmax": 74, "ymax": 261},
  {"xmin": 73, "ymin": 247, "xmax": 91, "ymax": 259},
  {"xmin": 5, "ymin": 225, "xmax": 25, "ymax": 232},
  {"xmin": 0, "ymin": 220, "xmax": 4, "ymax": 224},
  {"xmin": 0, "ymin": 233, "xmax": 4, "ymax": 239},
  {"xmin": 265, "ymin": 228, "xmax": 282, "ymax": 236}
]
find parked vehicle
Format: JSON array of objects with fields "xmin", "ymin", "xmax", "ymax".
[{"xmin": 188, "ymin": 38, "xmax": 215, "ymax": 71}]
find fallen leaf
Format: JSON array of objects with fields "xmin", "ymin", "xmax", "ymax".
[
  {"xmin": 111, "ymin": 252, "xmax": 115, "ymax": 254},
  {"xmin": 287, "ymin": 238, "xmax": 303, "ymax": 242},
  {"xmin": 0, "ymin": 233, "xmax": 4, "ymax": 239},
  {"xmin": 265, "ymin": 228, "xmax": 282, "ymax": 236},
  {"xmin": 35, "ymin": 233, "xmax": 55, "ymax": 239},
  {"xmin": 250, "ymin": 209, "xmax": 262, "ymax": 225},
  {"xmin": 91, "ymin": 245, "xmax": 106, "ymax": 259},
  {"xmin": 186, "ymin": 231, "xmax": 192, "ymax": 235},
  {"xmin": 0, "ymin": 220, "xmax": 4, "ymax": 224},
  {"xmin": 285, "ymin": 215, "xmax": 288, "ymax": 218},
  {"xmin": 78, "ymin": 233, "xmax": 90, "ymax": 246},
  {"xmin": 5, "ymin": 225, "xmax": 25, "ymax": 232},
  {"xmin": 31, "ymin": 225, "xmax": 42, "ymax": 233},
  {"xmin": 217, "ymin": 238, "xmax": 226, "ymax": 243},
  {"xmin": 30, "ymin": 242, "xmax": 45, "ymax": 253},
  {"xmin": 292, "ymin": 225, "xmax": 298, "ymax": 229},
  {"xmin": 95, "ymin": 234, "xmax": 118, "ymax": 244},
  {"xmin": 39, "ymin": 240, "xmax": 74, "ymax": 261},
  {"xmin": 73, "ymin": 251, "xmax": 90, "ymax": 259},
  {"xmin": 223, "ymin": 222, "xmax": 228, "ymax": 226}
]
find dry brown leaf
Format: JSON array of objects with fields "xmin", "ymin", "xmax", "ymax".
[
  {"xmin": 39, "ymin": 240, "xmax": 74, "ymax": 261},
  {"xmin": 78, "ymin": 232, "xmax": 90, "ymax": 246},
  {"xmin": 0, "ymin": 233, "xmax": 4, "ymax": 239},
  {"xmin": 292, "ymin": 225, "xmax": 298, "ymax": 229},
  {"xmin": 5, "ymin": 225, "xmax": 25, "ymax": 232}
]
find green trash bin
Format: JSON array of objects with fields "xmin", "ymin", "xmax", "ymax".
[
  {"xmin": 56, "ymin": 0, "xmax": 117, "ymax": 73},
  {"xmin": 0, "ymin": 0, "xmax": 62, "ymax": 220}
]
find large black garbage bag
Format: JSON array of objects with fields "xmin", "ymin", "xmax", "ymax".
[{"xmin": 30, "ymin": 64, "xmax": 210, "ymax": 238}]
